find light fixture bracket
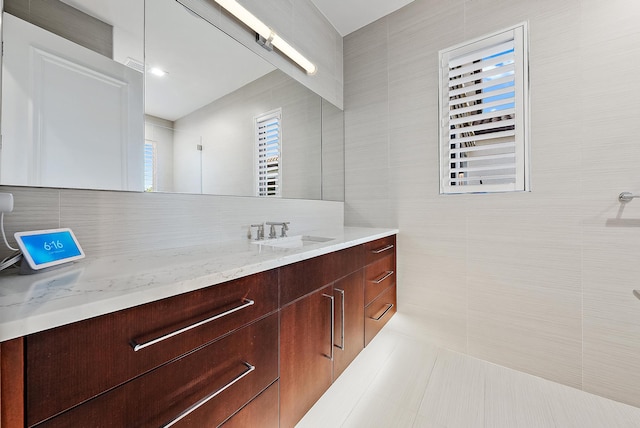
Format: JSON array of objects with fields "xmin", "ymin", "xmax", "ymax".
[
  {"xmin": 256, "ymin": 32, "xmax": 274, "ymax": 52},
  {"xmin": 213, "ymin": 0, "xmax": 316, "ymax": 74}
]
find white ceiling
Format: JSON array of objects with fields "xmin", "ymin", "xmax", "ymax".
[
  {"xmin": 144, "ymin": 0, "xmax": 275, "ymax": 121},
  {"xmin": 310, "ymin": 0, "xmax": 415, "ymax": 36}
]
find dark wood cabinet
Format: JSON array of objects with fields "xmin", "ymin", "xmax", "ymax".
[
  {"xmin": 221, "ymin": 381, "xmax": 279, "ymax": 428},
  {"xmin": 38, "ymin": 314, "xmax": 279, "ymax": 427},
  {"xmin": 280, "ymin": 284, "xmax": 334, "ymax": 428},
  {"xmin": 364, "ymin": 236, "xmax": 397, "ymax": 346},
  {"xmin": 26, "ymin": 270, "xmax": 278, "ymax": 426},
  {"xmin": 1, "ymin": 338, "xmax": 24, "ymax": 428},
  {"xmin": 365, "ymin": 252, "xmax": 396, "ymax": 305},
  {"xmin": 365, "ymin": 284, "xmax": 397, "ymax": 346},
  {"xmin": 0, "ymin": 234, "xmax": 397, "ymax": 428},
  {"xmin": 364, "ymin": 234, "xmax": 396, "ymax": 265},
  {"xmin": 279, "ymin": 244, "xmax": 370, "ymax": 427},
  {"xmin": 333, "ymin": 269, "xmax": 364, "ymax": 380}
]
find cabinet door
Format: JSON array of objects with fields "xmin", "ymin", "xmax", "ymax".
[
  {"xmin": 1, "ymin": 338, "xmax": 25, "ymax": 428},
  {"xmin": 333, "ymin": 270, "xmax": 364, "ymax": 380},
  {"xmin": 280, "ymin": 285, "xmax": 334, "ymax": 428}
]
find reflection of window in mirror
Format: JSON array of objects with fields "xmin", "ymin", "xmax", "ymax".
[
  {"xmin": 255, "ymin": 109, "xmax": 282, "ymax": 197},
  {"xmin": 144, "ymin": 141, "xmax": 157, "ymax": 192}
]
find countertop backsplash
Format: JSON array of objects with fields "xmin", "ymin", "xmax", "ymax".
[{"xmin": 0, "ymin": 185, "xmax": 344, "ymax": 260}]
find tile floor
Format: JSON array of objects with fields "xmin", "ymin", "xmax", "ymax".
[{"xmin": 297, "ymin": 313, "xmax": 640, "ymax": 428}]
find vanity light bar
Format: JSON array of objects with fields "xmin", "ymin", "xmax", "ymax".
[{"xmin": 213, "ymin": 0, "xmax": 317, "ymax": 75}]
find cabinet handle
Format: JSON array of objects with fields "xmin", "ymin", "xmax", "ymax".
[
  {"xmin": 370, "ymin": 303, "xmax": 394, "ymax": 321},
  {"xmin": 371, "ymin": 270, "xmax": 394, "ymax": 284},
  {"xmin": 371, "ymin": 244, "xmax": 394, "ymax": 254},
  {"xmin": 131, "ymin": 298, "xmax": 255, "ymax": 352},
  {"xmin": 334, "ymin": 288, "xmax": 345, "ymax": 351},
  {"xmin": 162, "ymin": 361, "xmax": 255, "ymax": 428},
  {"xmin": 322, "ymin": 294, "xmax": 335, "ymax": 361}
]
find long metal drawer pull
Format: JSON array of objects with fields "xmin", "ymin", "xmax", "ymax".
[
  {"xmin": 322, "ymin": 294, "xmax": 335, "ymax": 361},
  {"xmin": 162, "ymin": 362, "xmax": 255, "ymax": 428},
  {"xmin": 370, "ymin": 304, "xmax": 394, "ymax": 321},
  {"xmin": 371, "ymin": 270, "xmax": 394, "ymax": 284},
  {"xmin": 371, "ymin": 244, "xmax": 394, "ymax": 254},
  {"xmin": 131, "ymin": 298, "xmax": 255, "ymax": 352},
  {"xmin": 334, "ymin": 288, "xmax": 345, "ymax": 350}
]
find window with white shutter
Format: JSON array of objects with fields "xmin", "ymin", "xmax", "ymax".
[
  {"xmin": 144, "ymin": 140, "xmax": 156, "ymax": 192},
  {"xmin": 256, "ymin": 109, "xmax": 282, "ymax": 197},
  {"xmin": 439, "ymin": 23, "xmax": 529, "ymax": 194}
]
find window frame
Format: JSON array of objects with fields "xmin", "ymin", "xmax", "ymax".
[{"xmin": 438, "ymin": 22, "xmax": 530, "ymax": 195}]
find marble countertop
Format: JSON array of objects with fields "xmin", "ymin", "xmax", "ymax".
[{"xmin": 0, "ymin": 226, "xmax": 398, "ymax": 342}]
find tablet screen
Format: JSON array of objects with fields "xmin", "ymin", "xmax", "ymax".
[{"xmin": 15, "ymin": 228, "xmax": 85, "ymax": 270}]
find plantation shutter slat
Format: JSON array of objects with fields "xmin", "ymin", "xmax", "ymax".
[
  {"xmin": 450, "ymin": 139, "xmax": 516, "ymax": 154},
  {"xmin": 449, "ymin": 131, "xmax": 516, "ymax": 147},
  {"xmin": 449, "ymin": 117, "xmax": 516, "ymax": 136},
  {"xmin": 448, "ymin": 62, "xmax": 515, "ymax": 88},
  {"xmin": 449, "ymin": 174, "xmax": 516, "ymax": 185},
  {"xmin": 448, "ymin": 40, "xmax": 515, "ymax": 69},
  {"xmin": 448, "ymin": 51, "xmax": 515, "ymax": 80},
  {"xmin": 449, "ymin": 85, "xmax": 515, "ymax": 107},
  {"xmin": 448, "ymin": 74, "xmax": 514, "ymax": 98},
  {"xmin": 439, "ymin": 24, "xmax": 528, "ymax": 194}
]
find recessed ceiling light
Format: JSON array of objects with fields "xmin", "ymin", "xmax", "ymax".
[{"xmin": 149, "ymin": 67, "xmax": 168, "ymax": 77}]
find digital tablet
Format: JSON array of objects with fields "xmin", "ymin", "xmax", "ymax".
[{"xmin": 15, "ymin": 228, "xmax": 85, "ymax": 271}]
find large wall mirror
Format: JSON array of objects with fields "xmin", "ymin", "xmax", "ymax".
[{"xmin": 0, "ymin": 0, "xmax": 344, "ymax": 201}]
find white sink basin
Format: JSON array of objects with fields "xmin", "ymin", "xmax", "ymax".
[{"xmin": 251, "ymin": 235, "xmax": 334, "ymax": 248}]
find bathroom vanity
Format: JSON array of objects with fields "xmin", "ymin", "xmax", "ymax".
[{"xmin": 0, "ymin": 227, "xmax": 397, "ymax": 427}]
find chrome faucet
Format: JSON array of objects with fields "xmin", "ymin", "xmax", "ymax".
[{"xmin": 266, "ymin": 222, "xmax": 290, "ymax": 238}]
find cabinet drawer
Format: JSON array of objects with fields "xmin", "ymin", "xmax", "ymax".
[
  {"xmin": 37, "ymin": 314, "xmax": 279, "ymax": 428},
  {"xmin": 221, "ymin": 381, "xmax": 279, "ymax": 428},
  {"xmin": 330, "ymin": 245, "xmax": 364, "ymax": 280},
  {"xmin": 364, "ymin": 255, "xmax": 396, "ymax": 305},
  {"xmin": 365, "ymin": 284, "xmax": 397, "ymax": 346},
  {"xmin": 364, "ymin": 235, "xmax": 396, "ymax": 265},
  {"xmin": 280, "ymin": 253, "xmax": 333, "ymax": 306},
  {"xmin": 26, "ymin": 270, "xmax": 278, "ymax": 426}
]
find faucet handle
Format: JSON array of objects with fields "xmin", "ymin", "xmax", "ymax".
[
  {"xmin": 281, "ymin": 222, "xmax": 289, "ymax": 237},
  {"xmin": 269, "ymin": 224, "xmax": 277, "ymax": 239},
  {"xmin": 250, "ymin": 223, "xmax": 264, "ymax": 240}
]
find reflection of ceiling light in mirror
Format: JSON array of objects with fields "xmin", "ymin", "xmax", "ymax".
[
  {"xmin": 212, "ymin": 0, "xmax": 317, "ymax": 75},
  {"xmin": 149, "ymin": 67, "xmax": 168, "ymax": 77}
]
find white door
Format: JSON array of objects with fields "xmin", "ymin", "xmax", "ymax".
[{"xmin": 1, "ymin": 12, "xmax": 144, "ymax": 191}]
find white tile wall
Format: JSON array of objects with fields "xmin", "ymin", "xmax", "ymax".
[
  {"xmin": 0, "ymin": 185, "xmax": 343, "ymax": 260},
  {"xmin": 344, "ymin": 0, "xmax": 640, "ymax": 408}
]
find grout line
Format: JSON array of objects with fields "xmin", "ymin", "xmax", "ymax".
[
  {"xmin": 335, "ymin": 331, "xmax": 400, "ymax": 427},
  {"xmin": 58, "ymin": 190, "xmax": 62, "ymax": 228},
  {"xmin": 412, "ymin": 346, "xmax": 440, "ymax": 426}
]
